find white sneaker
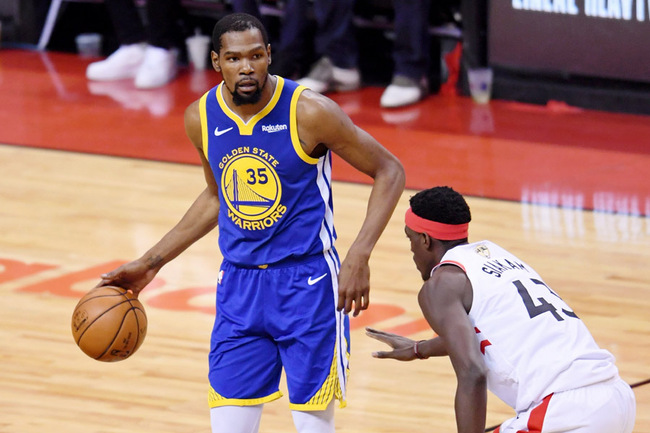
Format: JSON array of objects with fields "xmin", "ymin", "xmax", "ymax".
[
  {"xmin": 86, "ymin": 43, "xmax": 147, "ymax": 81},
  {"xmin": 332, "ymin": 64, "xmax": 361, "ymax": 91},
  {"xmin": 380, "ymin": 75, "xmax": 428, "ymax": 108},
  {"xmin": 134, "ymin": 46, "xmax": 178, "ymax": 89},
  {"xmin": 296, "ymin": 56, "xmax": 360, "ymax": 93}
]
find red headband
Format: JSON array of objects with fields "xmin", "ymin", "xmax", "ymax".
[{"xmin": 405, "ymin": 207, "xmax": 469, "ymax": 241}]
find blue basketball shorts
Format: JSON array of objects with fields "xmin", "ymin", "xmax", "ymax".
[{"xmin": 207, "ymin": 250, "xmax": 350, "ymax": 411}]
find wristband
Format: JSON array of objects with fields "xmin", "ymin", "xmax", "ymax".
[{"xmin": 413, "ymin": 340, "xmax": 427, "ymax": 359}]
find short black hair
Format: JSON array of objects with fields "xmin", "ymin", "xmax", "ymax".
[
  {"xmin": 212, "ymin": 13, "xmax": 269, "ymax": 54},
  {"xmin": 409, "ymin": 186, "xmax": 471, "ymax": 225}
]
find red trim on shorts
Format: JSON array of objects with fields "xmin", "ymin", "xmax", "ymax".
[
  {"xmin": 517, "ymin": 394, "xmax": 553, "ymax": 433},
  {"xmin": 494, "ymin": 427, "xmax": 501, "ymax": 433}
]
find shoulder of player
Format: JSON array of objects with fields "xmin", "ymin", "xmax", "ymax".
[
  {"xmin": 428, "ymin": 265, "xmax": 470, "ymax": 297},
  {"xmin": 184, "ymin": 99, "xmax": 202, "ymax": 149},
  {"xmin": 184, "ymin": 99, "xmax": 201, "ymax": 124},
  {"xmin": 434, "ymin": 260, "xmax": 465, "ymax": 276},
  {"xmin": 296, "ymin": 89, "xmax": 346, "ymax": 125},
  {"xmin": 425, "ymin": 264, "xmax": 473, "ymax": 313}
]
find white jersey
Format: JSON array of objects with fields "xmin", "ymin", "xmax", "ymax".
[{"xmin": 435, "ymin": 240, "xmax": 618, "ymax": 412}]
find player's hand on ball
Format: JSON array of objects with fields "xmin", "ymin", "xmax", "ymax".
[
  {"xmin": 366, "ymin": 327, "xmax": 419, "ymax": 361},
  {"xmin": 96, "ymin": 259, "xmax": 158, "ymax": 297}
]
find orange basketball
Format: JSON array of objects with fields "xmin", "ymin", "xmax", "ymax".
[{"xmin": 71, "ymin": 285, "xmax": 147, "ymax": 362}]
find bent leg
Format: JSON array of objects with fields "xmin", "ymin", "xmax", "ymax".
[{"xmin": 500, "ymin": 378, "xmax": 636, "ymax": 433}]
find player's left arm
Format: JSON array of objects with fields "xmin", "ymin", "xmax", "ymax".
[
  {"xmin": 366, "ymin": 327, "xmax": 449, "ymax": 360},
  {"xmin": 419, "ymin": 266, "xmax": 487, "ymax": 433},
  {"xmin": 296, "ymin": 90, "xmax": 406, "ymax": 316}
]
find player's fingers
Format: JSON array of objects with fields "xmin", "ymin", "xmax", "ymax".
[
  {"xmin": 336, "ymin": 295, "xmax": 345, "ymax": 312},
  {"xmin": 352, "ymin": 294, "xmax": 363, "ymax": 317},
  {"xmin": 100, "ymin": 267, "xmax": 123, "ymax": 282},
  {"xmin": 366, "ymin": 327, "xmax": 388, "ymax": 335},
  {"xmin": 360, "ymin": 291, "xmax": 369, "ymax": 311},
  {"xmin": 365, "ymin": 328, "xmax": 391, "ymax": 344},
  {"xmin": 372, "ymin": 350, "xmax": 396, "ymax": 359},
  {"xmin": 126, "ymin": 286, "xmax": 142, "ymax": 298},
  {"xmin": 344, "ymin": 296, "xmax": 354, "ymax": 315},
  {"xmin": 94, "ymin": 276, "xmax": 115, "ymax": 288},
  {"xmin": 365, "ymin": 327, "xmax": 380, "ymax": 337},
  {"xmin": 365, "ymin": 327, "xmax": 390, "ymax": 338}
]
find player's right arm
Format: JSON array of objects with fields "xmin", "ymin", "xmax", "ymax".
[
  {"xmin": 97, "ymin": 100, "xmax": 220, "ymax": 296},
  {"xmin": 419, "ymin": 266, "xmax": 487, "ymax": 433}
]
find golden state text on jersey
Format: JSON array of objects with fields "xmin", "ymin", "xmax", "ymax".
[{"xmin": 199, "ymin": 77, "xmax": 337, "ymax": 266}]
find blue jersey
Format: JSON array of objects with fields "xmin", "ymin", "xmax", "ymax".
[{"xmin": 199, "ymin": 76, "xmax": 337, "ymax": 266}]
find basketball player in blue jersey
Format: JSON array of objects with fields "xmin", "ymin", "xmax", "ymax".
[
  {"xmin": 366, "ymin": 187, "xmax": 636, "ymax": 433},
  {"xmin": 97, "ymin": 12, "xmax": 405, "ymax": 433}
]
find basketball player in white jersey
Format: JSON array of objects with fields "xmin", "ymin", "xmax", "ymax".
[{"xmin": 366, "ymin": 186, "xmax": 636, "ymax": 433}]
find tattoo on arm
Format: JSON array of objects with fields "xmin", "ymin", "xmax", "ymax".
[{"xmin": 146, "ymin": 255, "xmax": 163, "ymax": 269}]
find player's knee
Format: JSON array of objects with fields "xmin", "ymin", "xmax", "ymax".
[
  {"xmin": 291, "ymin": 400, "xmax": 335, "ymax": 433},
  {"xmin": 210, "ymin": 404, "xmax": 263, "ymax": 433}
]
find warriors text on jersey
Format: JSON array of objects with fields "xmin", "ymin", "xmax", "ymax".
[
  {"xmin": 433, "ymin": 240, "xmax": 619, "ymax": 412},
  {"xmin": 199, "ymin": 76, "xmax": 336, "ymax": 266}
]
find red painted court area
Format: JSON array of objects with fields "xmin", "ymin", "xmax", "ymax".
[
  {"xmin": 1, "ymin": 49, "xmax": 649, "ymax": 215},
  {"xmin": 1, "ymin": 257, "xmax": 431, "ymax": 336}
]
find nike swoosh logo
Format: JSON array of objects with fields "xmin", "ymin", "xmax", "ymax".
[
  {"xmin": 214, "ymin": 126, "xmax": 233, "ymax": 136},
  {"xmin": 308, "ymin": 273, "xmax": 328, "ymax": 285}
]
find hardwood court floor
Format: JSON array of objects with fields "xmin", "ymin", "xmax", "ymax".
[
  {"xmin": 1, "ymin": 145, "xmax": 648, "ymax": 432},
  {"xmin": 0, "ymin": 48, "xmax": 649, "ymax": 432}
]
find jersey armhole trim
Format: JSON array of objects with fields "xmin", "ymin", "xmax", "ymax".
[
  {"xmin": 438, "ymin": 260, "xmax": 466, "ymax": 272},
  {"xmin": 199, "ymin": 91, "xmax": 209, "ymax": 160},
  {"xmin": 291, "ymin": 85, "xmax": 320, "ymax": 165}
]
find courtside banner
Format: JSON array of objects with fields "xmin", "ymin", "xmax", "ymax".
[{"xmin": 488, "ymin": 0, "xmax": 650, "ymax": 83}]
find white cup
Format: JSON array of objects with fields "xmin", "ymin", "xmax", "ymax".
[
  {"xmin": 75, "ymin": 33, "xmax": 102, "ymax": 57},
  {"xmin": 468, "ymin": 68, "xmax": 493, "ymax": 104},
  {"xmin": 186, "ymin": 33, "xmax": 211, "ymax": 70}
]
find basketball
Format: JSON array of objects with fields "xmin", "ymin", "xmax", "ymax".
[{"xmin": 71, "ymin": 285, "xmax": 147, "ymax": 362}]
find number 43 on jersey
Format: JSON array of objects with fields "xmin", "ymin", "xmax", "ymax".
[{"xmin": 514, "ymin": 278, "xmax": 578, "ymax": 321}]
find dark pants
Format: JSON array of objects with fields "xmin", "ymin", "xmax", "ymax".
[
  {"xmin": 457, "ymin": 0, "xmax": 488, "ymax": 95},
  {"xmin": 231, "ymin": 0, "xmax": 357, "ymax": 72},
  {"xmin": 391, "ymin": 0, "xmax": 432, "ymax": 81},
  {"xmin": 105, "ymin": 0, "xmax": 182, "ymax": 49}
]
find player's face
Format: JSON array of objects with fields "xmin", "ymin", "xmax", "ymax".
[
  {"xmin": 405, "ymin": 226, "xmax": 432, "ymax": 280},
  {"xmin": 213, "ymin": 28, "xmax": 271, "ymax": 106}
]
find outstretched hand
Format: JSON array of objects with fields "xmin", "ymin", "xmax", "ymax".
[{"xmin": 365, "ymin": 327, "xmax": 419, "ymax": 361}]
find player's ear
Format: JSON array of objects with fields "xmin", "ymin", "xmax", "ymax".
[
  {"xmin": 211, "ymin": 51, "xmax": 221, "ymax": 72},
  {"xmin": 267, "ymin": 44, "xmax": 272, "ymax": 66},
  {"xmin": 422, "ymin": 232, "xmax": 434, "ymax": 249}
]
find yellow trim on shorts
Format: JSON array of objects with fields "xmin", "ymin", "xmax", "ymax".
[
  {"xmin": 288, "ymin": 348, "xmax": 348, "ymax": 411},
  {"xmin": 208, "ymin": 387, "xmax": 283, "ymax": 408}
]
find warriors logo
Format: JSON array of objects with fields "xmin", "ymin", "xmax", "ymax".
[{"xmin": 220, "ymin": 153, "xmax": 285, "ymax": 230}]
